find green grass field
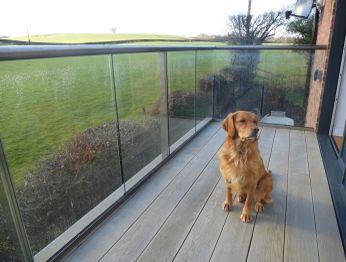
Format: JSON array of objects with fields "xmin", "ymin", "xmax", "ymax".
[
  {"xmin": 0, "ymin": 37, "xmax": 310, "ymax": 185},
  {"xmin": 7, "ymin": 33, "xmax": 187, "ymax": 43}
]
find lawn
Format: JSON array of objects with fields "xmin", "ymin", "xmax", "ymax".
[
  {"xmin": 0, "ymin": 56, "xmax": 117, "ymax": 184},
  {"xmin": 0, "ymin": 44, "xmax": 310, "ymax": 185},
  {"xmin": 0, "ymin": 50, "xmax": 226, "ymax": 185}
]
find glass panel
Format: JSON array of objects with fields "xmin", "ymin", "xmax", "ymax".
[
  {"xmin": 213, "ymin": 50, "xmax": 233, "ymax": 119},
  {"xmin": 0, "ymin": 179, "xmax": 25, "ymax": 261},
  {"xmin": 213, "ymin": 49, "xmax": 314, "ymax": 127},
  {"xmin": 167, "ymin": 51, "xmax": 196, "ymax": 149},
  {"xmin": 0, "ymin": 55, "xmax": 122, "ymax": 254},
  {"xmin": 195, "ymin": 51, "xmax": 214, "ymax": 131},
  {"xmin": 259, "ymin": 50, "xmax": 313, "ymax": 127},
  {"xmin": 213, "ymin": 50, "xmax": 262, "ymax": 118},
  {"xmin": 112, "ymin": 53, "xmax": 162, "ymax": 185}
]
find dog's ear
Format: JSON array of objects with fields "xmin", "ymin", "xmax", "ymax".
[
  {"xmin": 222, "ymin": 112, "xmax": 237, "ymax": 137},
  {"xmin": 221, "ymin": 117, "xmax": 228, "ymax": 131}
]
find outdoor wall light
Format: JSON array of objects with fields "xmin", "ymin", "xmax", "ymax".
[
  {"xmin": 285, "ymin": 0, "xmax": 323, "ymax": 20},
  {"xmin": 316, "ymin": 0, "xmax": 325, "ymax": 13},
  {"xmin": 285, "ymin": 0, "xmax": 324, "ymax": 43}
]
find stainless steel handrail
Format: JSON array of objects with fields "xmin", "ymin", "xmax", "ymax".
[{"xmin": 0, "ymin": 44, "xmax": 327, "ymax": 61}]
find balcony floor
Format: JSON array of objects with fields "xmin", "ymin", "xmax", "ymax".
[{"xmin": 64, "ymin": 122, "xmax": 345, "ymax": 262}]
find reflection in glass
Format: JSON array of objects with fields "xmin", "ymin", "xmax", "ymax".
[
  {"xmin": 213, "ymin": 50, "xmax": 233, "ymax": 119},
  {"xmin": 331, "ymin": 54, "xmax": 346, "ymax": 152},
  {"xmin": 112, "ymin": 53, "xmax": 162, "ymax": 184},
  {"xmin": 332, "ymin": 128, "xmax": 345, "ymax": 152},
  {"xmin": 0, "ymin": 55, "xmax": 122, "ymax": 253},
  {"xmin": 260, "ymin": 50, "xmax": 312, "ymax": 126},
  {"xmin": 196, "ymin": 51, "xmax": 214, "ymax": 130},
  {"xmin": 167, "ymin": 51, "xmax": 196, "ymax": 149},
  {"xmin": 213, "ymin": 49, "xmax": 313, "ymax": 126},
  {"xmin": 0, "ymin": 180, "xmax": 25, "ymax": 261},
  {"xmin": 213, "ymin": 50, "xmax": 262, "ymax": 118},
  {"xmin": 342, "ymin": 132, "xmax": 346, "ymax": 163}
]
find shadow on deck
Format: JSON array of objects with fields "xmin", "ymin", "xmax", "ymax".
[{"xmin": 63, "ymin": 122, "xmax": 345, "ymax": 262}]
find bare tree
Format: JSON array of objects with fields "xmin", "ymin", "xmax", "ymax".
[
  {"xmin": 110, "ymin": 27, "xmax": 117, "ymax": 34},
  {"xmin": 227, "ymin": 11, "xmax": 286, "ymax": 45}
]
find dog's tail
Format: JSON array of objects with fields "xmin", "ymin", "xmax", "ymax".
[
  {"xmin": 263, "ymin": 194, "xmax": 273, "ymax": 204},
  {"xmin": 264, "ymin": 170, "xmax": 273, "ymax": 204}
]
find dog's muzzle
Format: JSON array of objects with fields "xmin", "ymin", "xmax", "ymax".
[
  {"xmin": 251, "ymin": 128, "xmax": 259, "ymax": 137},
  {"xmin": 242, "ymin": 128, "xmax": 259, "ymax": 141}
]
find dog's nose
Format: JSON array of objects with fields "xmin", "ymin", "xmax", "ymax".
[{"xmin": 253, "ymin": 127, "xmax": 259, "ymax": 133}]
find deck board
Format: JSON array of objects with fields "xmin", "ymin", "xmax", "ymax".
[
  {"xmin": 247, "ymin": 128, "xmax": 289, "ymax": 262},
  {"xmin": 284, "ymin": 130, "xmax": 319, "ymax": 262},
  {"xmin": 137, "ymin": 159, "xmax": 220, "ymax": 261},
  {"xmin": 173, "ymin": 179, "xmax": 229, "ymax": 262},
  {"xmin": 100, "ymin": 129, "xmax": 225, "ymax": 261},
  {"xmin": 64, "ymin": 123, "xmax": 345, "ymax": 262}
]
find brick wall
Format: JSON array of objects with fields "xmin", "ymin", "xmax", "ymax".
[{"xmin": 305, "ymin": 0, "xmax": 336, "ymax": 129}]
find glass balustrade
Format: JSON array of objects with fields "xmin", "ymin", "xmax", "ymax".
[{"xmin": 0, "ymin": 46, "xmax": 322, "ymax": 260}]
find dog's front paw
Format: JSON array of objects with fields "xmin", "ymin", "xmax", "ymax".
[
  {"xmin": 240, "ymin": 213, "xmax": 252, "ymax": 223},
  {"xmin": 222, "ymin": 201, "xmax": 232, "ymax": 212},
  {"xmin": 255, "ymin": 202, "xmax": 264, "ymax": 213}
]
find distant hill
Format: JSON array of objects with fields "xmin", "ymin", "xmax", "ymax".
[{"xmin": 2, "ymin": 33, "xmax": 188, "ymax": 44}]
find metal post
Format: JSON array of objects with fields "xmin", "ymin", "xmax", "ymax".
[
  {"xmin": 212, "ymin": 73, "xmax": 216, "ymax": 120},
  {"xmin": 0, "ymin": 139, "xmax": 33, "ymax": 262},
  {"xmin": 194, "ymin": 50, "xmax": 197, "ymax": 132},
  {"xmin": 109, "ymin": 55, "xmax": 126, "ymax": 193},
  {"xmin": 260, "ymin": 84, "xmax": 265, "ymax": 117},
  {"xmin": 211, "ymin": 50, "xmax": 216, "ymax": 119},
  {"xmin": 158, "ymin": 52, "xmax": 170, "ymax": 159}
]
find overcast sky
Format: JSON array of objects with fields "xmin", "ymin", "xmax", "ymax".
[{"xmin": 1, "ymin": 0, "xmax": 296, "ymax": 37}]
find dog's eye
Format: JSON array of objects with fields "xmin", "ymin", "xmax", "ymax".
[{"xmin": 239, "ymin": 119, "xmax": 246, "ymax": 123}]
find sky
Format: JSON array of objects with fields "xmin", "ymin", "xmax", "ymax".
[{"xmin": 1, "ymin": 0, "xmax": 296, "ymax": 37}]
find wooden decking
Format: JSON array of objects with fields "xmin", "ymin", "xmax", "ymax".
[{"xmin": 63, "ymin": 122, "xmax": 345, "ymax": 262}]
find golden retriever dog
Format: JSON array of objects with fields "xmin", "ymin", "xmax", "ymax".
[{"xmin": 219, "ymin": 111, "xmax": 273, "ymax": 223}]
